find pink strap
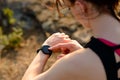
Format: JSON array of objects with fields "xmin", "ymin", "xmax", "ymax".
[{"xmin": 99, "ymin": 38, "xmax": 120, "ymax": 56}]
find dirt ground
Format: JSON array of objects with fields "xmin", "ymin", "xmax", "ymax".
[{"xmin": 0, "ymin": 28, "xmax": 59, "ymax": 80}]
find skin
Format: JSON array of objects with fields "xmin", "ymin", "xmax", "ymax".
[{"xmin": 22, "ymin": 0, "xmax": 120, "ymax": 80}]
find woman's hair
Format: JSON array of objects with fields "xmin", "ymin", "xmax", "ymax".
[
  {"xmin": 84, "ymin": 0, "xmax": 119, "ymax": 20},
  {"xmin": 56, "ymin": 0, "xmax": 119, "ymax": 20}
]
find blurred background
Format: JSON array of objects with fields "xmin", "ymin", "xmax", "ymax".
[{"xmin": 0, "ymin": 0, "xmax": 119, "ymax": 80}]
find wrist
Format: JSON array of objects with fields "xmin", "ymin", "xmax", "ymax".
[
  {"xmin": 37, "ymin": 45, "xmax": 52, "ymax": 56},
  {"xmin": 37, "ymin": 51, "xmax": 50, "ymax": 61},
  {"xmin": 42, "ymin": 42, "xmax": 50, "ymax": 46}
]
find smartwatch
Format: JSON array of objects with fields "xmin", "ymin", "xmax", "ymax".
[{"xmin": 37, "ymin": 45, "xmax": 52, "ymax": 56}]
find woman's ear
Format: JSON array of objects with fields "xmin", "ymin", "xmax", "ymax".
[{"xmin": 74, "ymin": 0, "xmax": 87, "ymax": 13}]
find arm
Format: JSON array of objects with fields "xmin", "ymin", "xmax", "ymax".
[
  {"xmin": 22, "ymin": 33, "xmax": 72, "ymax": 80},
  {"xmin": 22, "ymin": 51, "xmax": 49, "ymax": 80},
  {"xmin": 22, "ymin": 33, "xmax": 83, "ymax": 80},
  {"xmin": 22, "ymin": 50, "xmax": 77, "ymax": 80},
  {"xmin": 33, "ymin": 48, "xmax": 89, "ymax": 80},
  {"xmin": 33, "ymin": 54, "xmax": 75, "ymax": 80}
]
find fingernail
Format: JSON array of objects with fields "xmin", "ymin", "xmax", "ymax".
[{"xmin": 48, "ymin": 47, "xmax": 52, "ymax": 50}]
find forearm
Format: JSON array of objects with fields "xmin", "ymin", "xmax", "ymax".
[
  {"xmin": 22, "ymin": 33, "xmax": 74, "ymax": 80},
  {"xmin": 22, "ymin": 51, "xmax": 49, "ymax": 80}
]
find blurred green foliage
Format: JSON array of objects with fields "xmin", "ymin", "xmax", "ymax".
[
  {"xmin": 0, "ymin": 27, "xmax": 23, "ymax": 49},
  {"xmin": 2, "ymin": 8, "xmax": 16, "ymax": 25},
  {"xmin": 0, "ymin": 7, "xmax": 24, "ymax": 50}
]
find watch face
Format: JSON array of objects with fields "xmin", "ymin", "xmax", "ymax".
[
  {"xmin": 42, "ymin": 46, "xmax": 51, "ymax": 53},
  {"xmin": 41, "ymin": 45, "xmax": 52, "ymax": 55}
]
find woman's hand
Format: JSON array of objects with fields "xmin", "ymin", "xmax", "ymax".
[
  {"xmin": 42, "ymin": 32, "xmax": 83, "ymax": 59},
  {"xmin": 49, "ymin": 40, "xmax": 83, "ymax": 53},
  {"xmin": 42, "ymin": 32, "xmax": 71, "ymax": 46},
  {"xmin": 49, "ymin": 40, "xmax": 83, "ymax": 59},
  {"xmin": 39, "ymin": 32, "xmax": 71, "ymax": 59}
]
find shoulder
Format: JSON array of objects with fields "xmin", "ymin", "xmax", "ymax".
[
  {"xmin": 61, "ymin": 48, "xmax": 106, "ymax": 80},
  {"xmin": 62, "ymin": 48, "xmax": 99, "ymax": 67},
  {"xmin": 63, "ymin": 48, "xmax": 99, "ymax": 64}
]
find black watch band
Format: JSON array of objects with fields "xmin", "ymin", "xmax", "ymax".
[{"xmin": 37, "ymin": 45, "xmax": 52, "ymax": 56}]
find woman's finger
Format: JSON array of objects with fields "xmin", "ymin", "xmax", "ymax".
[
  {"xmin": 49, "ymin": 43, "xmax": 70, "ymax": 52},
  {"xmin": 61, "ymin": 47, "xmax": 70, "ymax": 54}
]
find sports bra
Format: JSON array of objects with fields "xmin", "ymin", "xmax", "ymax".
[
  {"xmin": 99, "ymin": 38, "xmax": 120, "ymax": 56},
  {"xmin": 85, "ymin": 37, "xmax": 120, "ymax": 80}
]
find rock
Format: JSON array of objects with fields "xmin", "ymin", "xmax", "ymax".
[
  {"xmin": 42, "ymin": 19, "xmax": 53, "ymax": 30},
  {"xmin": 72, "ymin": 28, "xmax": 91, "ymax": 45},
  {"xmin": 38, "ymin": 9, "xmax": 52, "ymax": 21},
  {"xmin": 0, "ymin": 45, "xmax": 5, "ymax": 50},
  {"xmin": 58, "ymin": 18, "xmax": 76, "ymax": 26},
  {"xmin": 69, "ymin": 24, "xmax": 78, "ymax": 32}
]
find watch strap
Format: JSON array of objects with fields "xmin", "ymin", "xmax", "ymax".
[{"xmin": 37, "ymin": 45, "xmax": 52, "ymax": 56}]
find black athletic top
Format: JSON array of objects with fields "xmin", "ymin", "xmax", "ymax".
[{"xmin": 85, "ymin": 37, "xmax": 120, "ymax": 80}]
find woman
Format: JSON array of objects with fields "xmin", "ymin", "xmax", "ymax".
[{"xmin": 22, "ymin": 0, "xmax": 120, "ymax": 80}]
